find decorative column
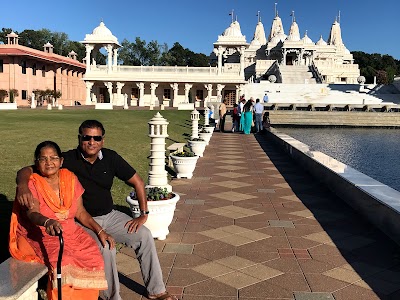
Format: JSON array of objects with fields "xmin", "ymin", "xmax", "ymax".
[
  {"xmin": 136, "ymin": 82, "xmax": 145, "ymax": 106},
  {"xmin": 170, "ymin": 83, "xmax": 179, "ymax": 107},
  {"xmin": 204, "ymin": 106, "xmax": 210, "ymax": 126},
  {"xmin": 150, "ymin": 83, "xmax": 159, "ymax": 107},
  {"xmin": 113, "ymin": 49, "xmax": 118, "ymax": 66},
  {"xmin": 216, "ymin": 84, "xmax": 225, "ymax": 102},
  {"xmin": 204, "ymin": 84, "xmax": 212, "ymax": 105},
  {"xmin": 184, "ymin": 83, "xmax": 193, "ymax": 103},
  {"xmin": 116, "ymin": 82, "xmax": 125, "ymax": 106},
  {"xmin": 214, "ymin": 46, "xmax": 224, "ymax": 75},
  {"xmin": 239, "ymin": 46, "xmax": 245, "ymax": 77},
  {"xmin": 191, "ymin": 109, "xmax": 200, "ymax": 139},
  {"xmin": 84, "ymin": 44, "xmax": 93, "ymax": 71},
  {"xmin": 85, "ymin": 81, "xmax": 94, "ymax": 105},
  {"xmin": 104, "ymin": 82, "xmax": 113, "ymax": 104},
  {"xmin": 147, "ymin": 112, "xmax": 171, "ymax": 192},
  {"xmin": 123, "ymin": 93, "xmax": 129, "ymax": 109},
  {"xmin": 106, "ymin": 44, "xmax": 113, "ymax": 73},
  {"xmin": 30, "ymin": 92, "xmax": 36, "ymax": 109}
]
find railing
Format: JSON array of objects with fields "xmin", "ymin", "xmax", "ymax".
[
  {"xmin": 310, "ymin": 61, "xmax": 324, "ymax": 83},
  {"xmin": 88, "ymin": 65, "xmax": 239, "ymax": 75}
]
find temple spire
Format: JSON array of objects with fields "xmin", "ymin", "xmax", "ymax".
[
  {"xmin": 257, "ymin": 11, "xmax": 261, "ymax": 22},
  {"xmin": 274, "ymin": 3, "xmax": 278, "ymax": 17},
  {"xmin": 291, "ymin": 10, "xmax": 295, "ymax": 23},
  {"xmin": 229, "ymin": 9, "xmax": 234, "ymax": 23},
  {"xmin": 338, "ymin": 10, "xmax": 341, "ymax": 23}
]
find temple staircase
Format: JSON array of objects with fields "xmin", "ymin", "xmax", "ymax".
[{"xmin": 279, "ymin": 65, "xmax": 317, "ymax": 84}]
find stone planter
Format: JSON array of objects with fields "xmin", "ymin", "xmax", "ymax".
[
  {"xmin": 126, "ymin": 193, "xmax": 180, "ymax": 240},
  {"xmin": 202, "ymin": 126, "xmax": 215, "ymax": 133},
  {"xmin": 188, "ymin": 140, "xmax": 207, "ymax": 157},
  {"xmin": 170, "ymin": 155, "xmax": 199, "ymax": 179},
  {"xmin": 199, "ymin": 132, "xmax": 212, "ymax": 145}
]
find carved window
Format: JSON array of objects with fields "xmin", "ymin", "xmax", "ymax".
[{"xmin": 21, "ymin": 60, "xmax": 27, "ymax": 74}]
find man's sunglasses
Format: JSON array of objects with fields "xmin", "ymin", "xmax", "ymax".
[{"xmin": 80, "ymin": 135, "xmax": 103, "ymax": 142}]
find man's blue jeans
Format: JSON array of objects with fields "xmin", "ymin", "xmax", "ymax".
[{"xmin": 255, "ymin": 113, "xmax": 263, "ymax": 132}]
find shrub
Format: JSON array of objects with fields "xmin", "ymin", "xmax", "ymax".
[{"xmin": 129, "ymin": 187, "xmax": 173, "ymax": 201}]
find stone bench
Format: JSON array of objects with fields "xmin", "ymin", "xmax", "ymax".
[
  {"xmin": 0, "ymin": 257, "xmax": 47, "ymax": 300},
  {"xmin": 167, "ymin": 143, "xmax": 186, "ymax": 167}
]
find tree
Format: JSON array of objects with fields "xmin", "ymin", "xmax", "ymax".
[
  {"xmin": 8, "ymin": 89, "xmax": 19, "ymax": 103},
  {"xmin": 0, "ymin": 28, "xmax": 13, "ymax": 44},
  {"xmin": 18, "ymin": 29, "xmax": 52, "ymax": 51},
  {"xmin": 376, "ymin": 70, "xmax": 388, "ymax": 85},
  {"xmin": 0, "ymin": 89, "xmax": 8, "ymax": 102}
]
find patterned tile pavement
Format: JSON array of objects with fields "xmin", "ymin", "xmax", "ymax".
[{"xmin": 117, "ymin": 130, "xmax": 400, "ymax": 299}]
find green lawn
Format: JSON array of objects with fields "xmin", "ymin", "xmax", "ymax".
[{"xmin": 0, "ymin": 109, "xmax": 194, "ymax": 261}]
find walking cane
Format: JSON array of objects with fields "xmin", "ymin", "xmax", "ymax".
[{"xmin": 56, "ymin": 230, "xmax": 64, "ymax": 300}]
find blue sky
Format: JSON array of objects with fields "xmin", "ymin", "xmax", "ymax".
[{"xmin": 2, "ymin": 0, "xmax": 400, "ymax": 59}]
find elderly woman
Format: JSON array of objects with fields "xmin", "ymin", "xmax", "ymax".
[{"xmin": 9, "ymin": 141, "xmax": 113, "ymax": 300}]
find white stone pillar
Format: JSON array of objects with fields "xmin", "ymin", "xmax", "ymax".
[
  {"xmin": 204, "ymin": 84, "xmax": 212, "ymax": 105},
  {"xmin": 85, "ymin": 81, "xmax": 94, "ymax": 105},
  {"xmin": 184, "ymin": 83, "xmax": 193, "ymax": 103},
  {"xmin": 116, "ymin": 82, "xmax": 125, "ymax": 106},
  {"xmin": 170, "ymin": 83, "xmax": 179, "ymax": 107},
  {"xmin": 150, "ymin": 83, "xmax": 159, "ymax": 107},
  {"xmin": 147, "ymin": 112, "xmax": 171, "ymax": 192},
  {"xmin": 136, "ymin": 82, "xmax": 145, "ymax": 106},
  {"xmin": 31, "ymin": 92, "xmax": 36, "ymax": 109},
  {"xmin": 113, "ymin": 49, "xmax": 118, "ymax": 66},
  {"xmin": 85, "ymin": 44, "xmax": 93, "ymax": 71},
  {"xmin": 104, "ymin": 82, "xmax": 113, "ymax": 104},
  {"xmin": 123, "ymin": 93, "xmax": 129, "ymax": 109},
  {"xmin": 191, "ymin": 109, "xmax": 200, "ymax": 139},
  {"xmin": 216, "ymin": 84, "xmax": 225, "ymax": 102},
  {"xmin": 239, "ymin": 46, "xmax": 245, "ymax": 77},
  {"xmin": 215, "ymin": 46, "xmax": 224, "ymax": 75},
  {"xmin": 106, "ymin": 44, "xmax": 113, "ymax": 73},
  {"xmin": 204, "ymin": 106, "xmax": 210, "ymax": 126}
]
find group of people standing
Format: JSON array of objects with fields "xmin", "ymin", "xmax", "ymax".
[{"xmin": 219, "ymin": 95, "xmax": 270, "ymax": 134}]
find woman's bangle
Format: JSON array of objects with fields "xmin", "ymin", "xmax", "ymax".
[
  {"xmin": 43, "ymin": 218, "xmax": 51, "ymax": 227},
  {"xmin": 97, "ymin": 228, "xmax": 104, "ymax": 236}
]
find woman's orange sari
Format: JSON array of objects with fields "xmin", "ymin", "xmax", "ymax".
[{"xmin": 9, "ymin": 169, "xmax": 107, "ymax": 300}]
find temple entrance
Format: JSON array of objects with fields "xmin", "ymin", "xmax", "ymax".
[
  {"xmin": 223, "ymin": 90, "xmax": 236, "ymax": 106},
  {"xmin": 99, "ymin": 87, "xmax": 110, "ymax": 103},
  {"xmin": 286, "ymin": 55, "xmax": 295, "ymax": 65}
]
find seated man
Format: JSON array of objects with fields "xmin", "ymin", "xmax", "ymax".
[{"xmin": 16, "ymin": 120, "xmax": 177, "ymax": 300}]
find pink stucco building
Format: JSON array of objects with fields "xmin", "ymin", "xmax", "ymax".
[{"xmin": 0, "ymin": 32, "xmax": 86, "ymax": 107}]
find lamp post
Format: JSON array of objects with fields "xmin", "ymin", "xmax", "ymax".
[
  {"xmin": 147, "ymin": 112, "xmax": 171, "ymax": 192},
  {"xmin": 191, "ymin": 109, "xmax": 200, "ymax": 139}
]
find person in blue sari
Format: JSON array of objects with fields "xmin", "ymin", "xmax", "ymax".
[{"xmin": 242, "ymin": 100, "xmax": 254, "ymax": 134}]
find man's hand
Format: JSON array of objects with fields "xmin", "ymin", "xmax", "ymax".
[
  {"xmin": 16, "ymin": 184, "xmax": 35, "ymax": 209},
  {"xmin": 98, "ymin": 231, "xmax": 115, "ymax": 249},
  {"xmin": 124, "ymin": 215, "xmax": 148, "ymax": 233}
]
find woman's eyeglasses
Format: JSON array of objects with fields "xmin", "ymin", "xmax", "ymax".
[
  {"xmin": 80, "ymin": 135, "xmax": 103, "ymax": 142},
  {"xmin": 37, "ymin": 156, "xmax": 61, "ymax": 163}
]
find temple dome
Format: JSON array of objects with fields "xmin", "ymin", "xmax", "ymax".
[
  {"xmin": 286, "ymin": 21, "xmax": 300, "ymax": 41},
  {"xmin": 253, "ymin": 21, "xmax": 267, "ymax": 45},
  {"xmin": 83, "ymin": 21, "xmax": 120, "ymax": 46},
  {"xmin": 316, "ymin": 35, "xmax": 327, "ymax": 45},
  {"xmin": 301, "ymin": 32, "xmax": 313, "ymax": 44},
  {"xmin": 268, "ymin": 15, "xmax": 285, "ymax": 41},
  {"xmin": 92, "ymin": 22, "xmax": 113, "ymax": 36},
  {"xmin": 223, "ymin": 21, "xmax": 244, "ymax": 37}
]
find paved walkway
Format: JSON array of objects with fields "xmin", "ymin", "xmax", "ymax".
[{"xmin": 117, "ymin": 131, "xmax": 400, "ymax": 300}]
